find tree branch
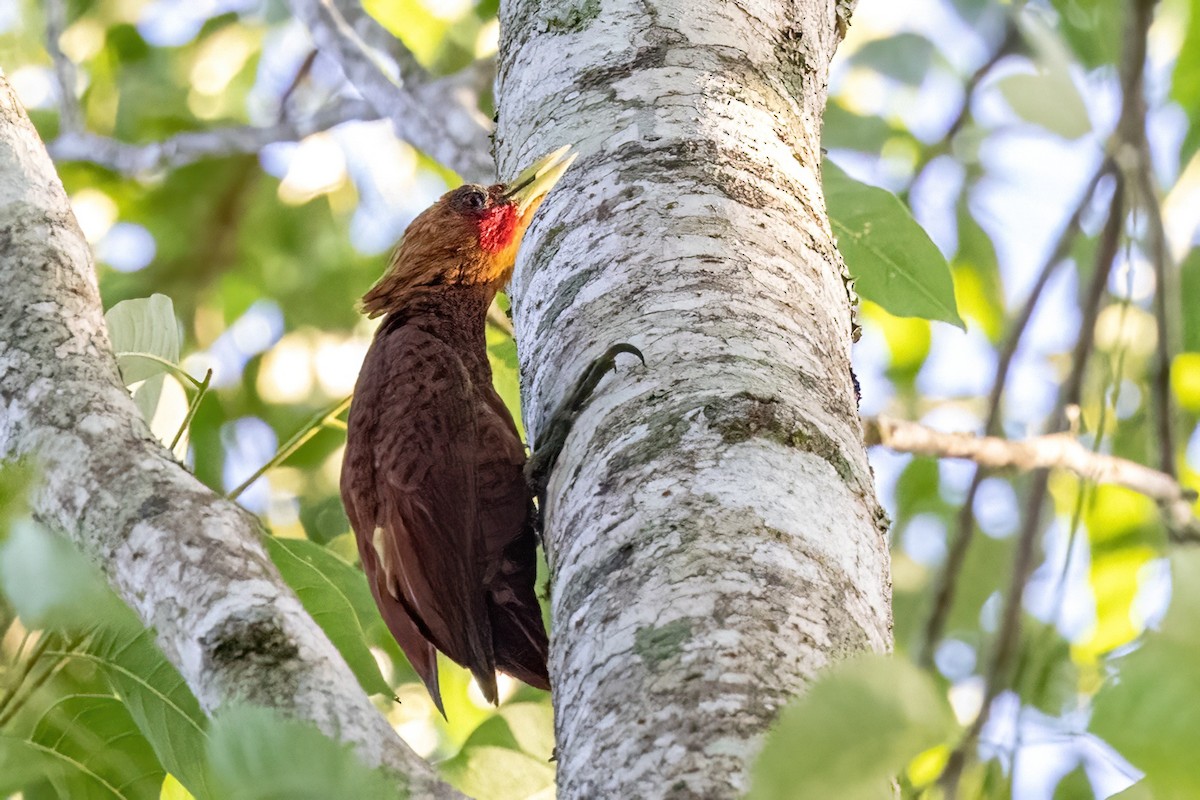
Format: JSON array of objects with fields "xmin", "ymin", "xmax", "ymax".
[
  {"xmin": 487, "ymin": 301, "xmax": 514, "ymax": 337},
  {"xmin": 942, "ymin": 165, "xmax": 1129, "ymax": 799},
  {"xmin": 865, "ymin": 416, "xmax": 1199, "ymax": 539},
  {"xmin": 48, "ymin": 98, "xmax": 379, "ymax": 173},
  {"xmin": 286, "ymin": 0, "xmax": 495, "ymax": 183},
  {"xmin": 43, "ymin": 0, "xmax": 83, "ymax": 134},
  {"xmin": 0, "ymin": 74, "xmax": 463, "ymax": 800},
  {"xmin": 941, "ymin": 4, "xmax": 1156, "ymax": 793},
  {"xmin": 1115, "ymin": 8, "xmax": 1178, "ymax": 480},
  {"xmin": 1139, "ymin": 157, "xmax": 1177, "ymax": 477},
  {"xmin": 918, "ymin": 158, "xmax": 1113, "ymax": 667},
  {"xmin": 41, "ymin": 0, "xmax": 494, "ymax": 181},
  {"xmin": 907, "ymin": 19, "xmax": 1020, "ymax": 190}
]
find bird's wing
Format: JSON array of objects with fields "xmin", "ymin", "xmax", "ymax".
[
  {"xmin": 341, "ymin": 323, "xmax": 497, "ymax": 706},
  {"xmin": 472, "ymin": 389, "xmax": 549, "ymax": 687}
]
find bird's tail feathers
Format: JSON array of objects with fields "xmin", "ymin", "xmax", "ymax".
[{"xmin": 489, "ymin": 598, "xmax": 550, "ymax": 692}]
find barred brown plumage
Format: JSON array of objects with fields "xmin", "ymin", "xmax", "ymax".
[{"xmin": 340, "ymin": 148, "xmax": 575, "ymax": 715}]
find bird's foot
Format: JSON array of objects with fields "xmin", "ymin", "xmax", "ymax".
[{"xmin": 525, "ymin": 343, "xmax": 645, "ymax": 501}]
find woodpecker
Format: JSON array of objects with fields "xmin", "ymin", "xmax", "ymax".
[{"xmin": 340, "ymin": 147, "xmax": 638, "ymax": 715}]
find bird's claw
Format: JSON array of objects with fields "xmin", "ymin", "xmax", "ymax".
[
  {"xmin": 598, "ymin": 342, "xmax": 645, "ymax": 367},
  {"xmin": 525, "ymin": 342, "xmax": 644, "ymax": 501}
]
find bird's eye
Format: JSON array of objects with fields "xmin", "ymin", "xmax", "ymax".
[{"xmin": 465, "ymin": 190, "xmax": 487, "ymax": 210}]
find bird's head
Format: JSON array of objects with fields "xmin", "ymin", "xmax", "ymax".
[{"xmin": 362, "ymin": 146, "xmax": 577, "ymax": 317}]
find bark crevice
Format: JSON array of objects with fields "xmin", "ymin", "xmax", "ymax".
[{"xmin": 498, "ymin": 0, "xmax": 889, "ymax": 796}]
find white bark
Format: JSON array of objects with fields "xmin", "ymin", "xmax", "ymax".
[
  {"xmin": 865, "ymin": 415, "xmax": 1199, "ymax": 538},
  {"xmin": 0, "ymin": 75, "xmax": 461, "ymax": 800},
  {"xmin": 287, "ymin": 0, "xmax": 496, "ymax": 183},
  {"xmin": 496, "ymin": 0, "xmax": 890, "ymax": 797},
  {"xmin": 48, "ymin": 98, "xmax": 380, "ymax": 173}
]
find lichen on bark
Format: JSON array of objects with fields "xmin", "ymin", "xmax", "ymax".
[{"xmin": 496, "ymin": 0, "xmax": 892, "ymax": 797}]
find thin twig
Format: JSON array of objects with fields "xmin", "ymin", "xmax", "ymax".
[
  {"xmin": 169, "ymin": 369, "xmax": 212, "ymax": 453},
  {"xmin": 920, "ymin": 13, "xmax": 1134, "ymax": 658},
  {"xmin": 1134, "ymin": 150, "xmax": 1177, "ymax": 476},
  {"xmin": 49, "ymin": 98, "xmax": 379, "ymax": 174},
  {"xmin": 940, "ymin": 159, "xmax": 1130, "ymax": 800},
  {"xmin": 0, "ymin": 633, "xmax": 86, "ymax": 730},
  {"xmin": 908, "ymin": 20, "xmax": 1020, "ymax": 188},
  {"xmin": 0, "ymin": 632, "xmax": 52, "ymax": 724},
  {"xmin": 487, "ymin": 300, "xmax": 515, "ymax": 337},
  {"xmin": 286, "ymin": 0, "xmax": 494, "ymax": 182},
  {"xmin": 0, "ymin": 614, "xmax": 18, "ymax": 659},
  {"xmin": 918, "ymin": 159, "xmax": 1113, "ymax": 667},
  {"xmin": 10, "ymin": 622, "xmax": 33, "ymax": 664},
  {"xmin": 115, "ymin": 353, "xmax": 207, "ymax": 389},
  {"xmin": 228, "ymin": 395, "xmax": 352, "ymax": 501},
  {"xmin": 1061, "ymin": 186, "xmax": 1127, "ymax": 420},
  {"xmin": 278, "ymin": 49, "xmax": 320, "ymax": 123},
  {"xmin": 43, "ymin": 0, "xmax": 83, "ymax": 133},
  {"xmin": 1032, "ymin": 255, "xmax": 1138, "ymax": 641},
  {"xmin": 42, "ymin": 0, "xmax": 493, "ymax": 182},
  {"xmin": 947, "ymin": 21, "xmax": 1020, "ymax": 144},
  {"xmin": 865, "ymin": 415, "xmax": 1197, "ymax": 537},
  {"xmin": 939, "ymin": 7, "xmax": 1153, "ymax": 777},
  {"xmin": 1018, "ymin": 283, "xmax": 1134, "ymax": 727}
]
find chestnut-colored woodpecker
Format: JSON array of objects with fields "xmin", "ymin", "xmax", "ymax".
[{"xmin": 340, "ymin": 147, "xmax": 640, "ymax": 715}]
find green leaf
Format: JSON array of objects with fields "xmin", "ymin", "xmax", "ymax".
[
  {"xmin": 1049, "ymin": 0, "xmax": 1122, "ymax": 69},
  {"xmin": 952, "ymin": 198, "xmax": 1004, "ymax": 341},
  {"xmin": 823, "ymin": 102, "xmax": 912, "ymax": 154},
  {"xmin": 105, "ymin": 294, "xmax": 182, "ymax": 423},
  {"xmin": 0, "ymin": 524, "xmax": 212, "ymax": 796},
  {"xmin": 205, "ymin": 705, "xmax": 394, "ymax": 800},
  {"xmin": 1053, "ymin": 765, "xmax": 1094, "ymax": 799},
  {"xmin": 487, "ymin": 317, "xmax": 523, "ymax": 439},
  {"xmin": 1174, "ymin": 1, "xmax": 1200, "ymax": 161},
  {"xmin": 0, "ymin": 460, "xmax": 37, "ymax": 536},
  {"xmin": 132, "ymin": 374, "xmax": 167, "ymax": 427},
  {"xmin": 1013, "ymin": 621, "xmax": 1078, "ymax": 716},
  {"xmin": 0, "ymin": 736, "xmax": 62, "ymax": 795},
  {"xmin": 945, "ymin": 532, "xmax": 1015, "ymax": 637},
  {"xmin": 107, "ymin": 294, "xmax": 181, "ymax": 383},
  {"xmin": 497, "ymin": 702, "xmax": 555, "ymax": 759},
  {"xmin": 946, "ymin": 0, "xmax": 994, "ymax": 25},
  {"xmin": 79, "ymin": 628, "xmax": 214, "ymax": 800},
  {"xmin": 1092, "ymin": 550, "xmax": 1200, "ymax": 800},
  {"xmin": 748, "ymin": 654, "xmax": 958, "ymax": 800},
  {"xmin": 159, "ymin": 774, "xmax": 196, "ymax": 800},
  {"xmin": 439, "ymin": 745, "xmax": 555, "ymax": 800},
  {"xmin": 461, "ymin": 714, "xmax": 523, "ymax": 752},
  {"xmin": 0, "ymin": 520, "xmax": 139, "ymax": 635},
  {"xmin": 1108, "ymin": 780, "xmax": 1154, "ymax": 800},
  {"xmin": 995, "ymin": 73, "xmax": 1091, "ymax": 140},
  {"xmin": 325, "ymin": 531, "xmax": 360, "ymax": 564},
  {"xmin": 824, "ymin": 161, "xmax": 964, "ymax": 329},
  {"xmin": 1180, "ymin": 249, "xmax": 1200, "ymax": 353},
  {"xmin": 458, "ymin": 702, "xmax": 556, "ymax": 760},
  {"xmin": 996, "ymin": 13, "xmax": 1091, "ymax": 140},
  {"xmin": 853, "ymin": 33, "xmax": 937, "ymax": 86},
  {"xmin": 891, "ymin": 457, "xmax": 942, "ymax": 525},
  {"xmin": 264, "ymin": 537, "xmax": 391, "ymax": 696},
  {"xmin": 18, "ymin": 694, "xmax": 164, "ymax": 800}
]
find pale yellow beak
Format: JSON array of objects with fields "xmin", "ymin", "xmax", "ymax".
[{"xmin": 501, "ymin": 145, "xmax": 578, "ymax": 215}]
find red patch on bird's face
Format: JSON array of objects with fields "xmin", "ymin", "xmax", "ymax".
[{"xmin": 477, "ymin": 203, "xmax": 520, "ymax": 254}]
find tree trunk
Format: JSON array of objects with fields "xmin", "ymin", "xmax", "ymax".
[
  {"xmin": 0, "ymin": 76, "xmax": 461, "ymax": 800},
  {"xmin": 495, "ymin": 0, "xmax": 891, "ymax": 796},
  {"xmin": 3, "ymin": 0, "xmax": 891, "ymax": 792}
]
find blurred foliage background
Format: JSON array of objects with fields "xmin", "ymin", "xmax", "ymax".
[{"xmin": 1, "ymin": 0, "xmax": 1199, "ymax": 797}]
